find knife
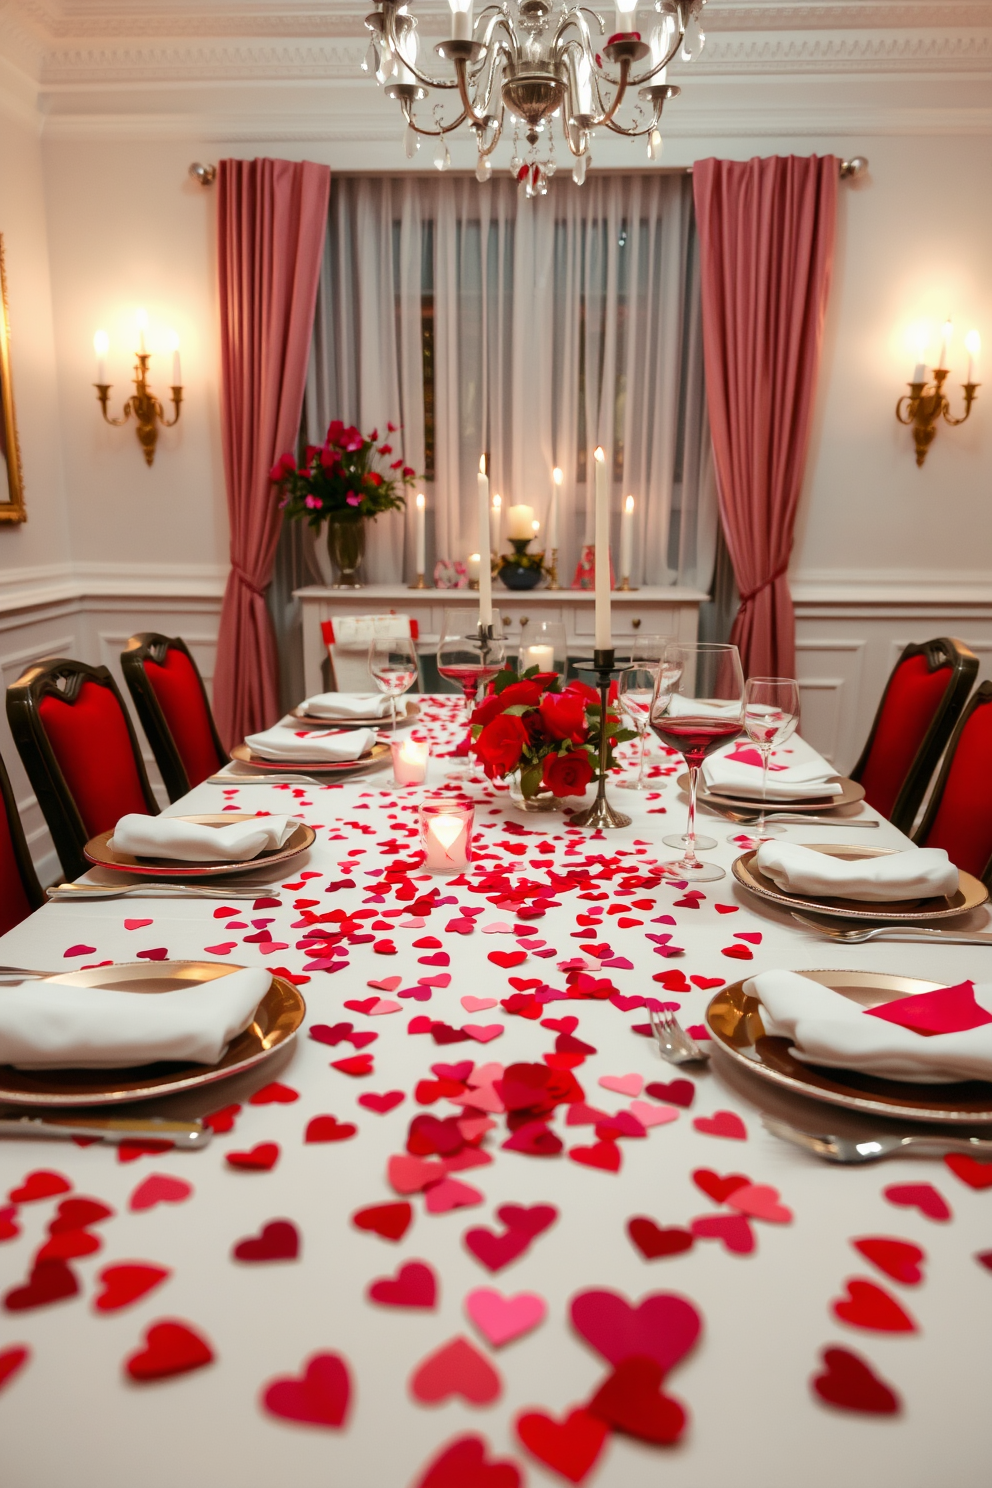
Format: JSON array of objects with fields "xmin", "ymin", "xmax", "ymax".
[{"xmin": 0, "ymin": 1114, "xmax": 211, "ymax": 1147}]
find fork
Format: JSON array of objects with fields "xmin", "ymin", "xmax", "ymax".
[
  {"xmin": 46, "ymin": 883, "xmax": 283, "ymax": 902},
  {"xmin": 789, "ymin": 910, "xmax": 992, "ymax": 946},
  {"xmin": 762, "ymin": 1114, "xmax": 992, "ymax": 1163},
  {"xmin": 720, "ymin": 808, "xmax": 878, "ymax": 827},
  {"xmin": 205, "ymin": 773, "xmax": 320, "ymax": 786},
  {"xmin": 649, "ymin": 1006, "xmax": 710, "ymax": 1065}
]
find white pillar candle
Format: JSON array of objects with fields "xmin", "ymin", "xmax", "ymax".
[
  {"xmin": 168, "ymin": 330, "xmax": 182, "ymax": 386},
  {"xmin": 521, "ymin": 643, "xmax": 555, "ymax": 673},
  {"xmin": 477, "ymin": 458, "xmax": 492, "ymax": 627},
  {"xmin": 490, "ymin": 493, "xmax": 501, "ymax": 555},
  {"xmin": 467, "ymin": 553, "xmax": 481, "ymax": 583},
  {"xmin": 136, "ymin": 307, "xmax": 148, "ymax": 355},
  {"xmin": 421, "ymin": 801, "xmax": 474, "ymax": 871},
  {"xmin": 449, "ymin": 0, "xmax": 473, "ymax": 40},
  {"xmin": 391, "ymin": 737, "xmax": 429, "ymax": 785},
  {"xmin": 93, "ymin": 329, "xmax": 109, "ymax": 384},
  {"xmin": 506, "ymin": 504, "xmax": 535, "ymax": 541},
  {"xmin": 593, "ymin": 446, "xmax": 611, "ymax": 650},
  {"xmin": 549, "ymin": 467, "xmax": 561, "ymax": 549},
  {"xmin": 966, "ymin": 330, "xmax": 981, "ymax": 383},
  {"xmin": 912, "ymin": 361, "xmax": 928, "ymax": 385},
  {"xmin": 415, "ymin": 492, "xmax": 426, "ymax": 574},
  {"xmin": 620, "ymin": 494, "xmax": 634, "ymax": 582}
]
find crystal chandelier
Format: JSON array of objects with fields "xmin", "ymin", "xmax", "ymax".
[{"xmin": 363, "ymin": 0, "xmax": 705, "ymax": 193}]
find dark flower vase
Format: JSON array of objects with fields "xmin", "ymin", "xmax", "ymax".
[{"xmin": 326, "ymin": 513, "xmax": 366, "ymax": 588}]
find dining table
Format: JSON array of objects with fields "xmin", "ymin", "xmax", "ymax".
[{"xmin": 1, "ymin": 692, "xmax": 991, "ymax": 1488}]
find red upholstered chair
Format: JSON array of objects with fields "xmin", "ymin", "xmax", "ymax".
[
  {"xmin": 121, "ymin": 634, "xmax": 225, "ymax": 801},
  {"xmin": 850, "ymin": 638, "xmax": 978, "ymax": 833},
  {"xmin": 913, "ymin": 680, "xmax": 992, "ymax": 885},
  {"xmin": 0, "ymin": 747, "xmax": 44, "ymax": 933},
  {"xmin": 6, "ymin": 659, "xmax": 159, "ymax": 882}
]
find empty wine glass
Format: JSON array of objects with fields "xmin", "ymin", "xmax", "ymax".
[
  {"xmin": 617, "ymin": 667, "xmax": 655, "ymax": 791},
  {"xmin": 369, "ymin": 635, "xmax": 419, "ymax": 732},
  {"xmin": 649, "ymin": 641, "xmax": 745, "ymax": 882},
  {"xmin": 729, "ymin": 677, "xmax": 801, "ymax": 850}
]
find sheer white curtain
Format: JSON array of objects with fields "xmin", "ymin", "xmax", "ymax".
[{"xmin": 304, "ymin": 171, "xmax": 716, "ymax": 591}]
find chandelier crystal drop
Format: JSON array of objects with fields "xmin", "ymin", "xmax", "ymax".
[{"xmin": 364, "ymin": 0, "xmax": 704, "ymax": 184}]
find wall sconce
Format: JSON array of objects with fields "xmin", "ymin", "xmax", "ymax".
[
  {"xmin": 897, "ymin": 320, "xmax": 980, "ymax": 468},
  {"xmin": 92, "ymin": 309, "xmax": 183, "ymax": 467}
]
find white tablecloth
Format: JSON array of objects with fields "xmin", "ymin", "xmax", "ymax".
[{"xmin": 1, "ymin": 695, "xmax": 990, "ymax": 1488}]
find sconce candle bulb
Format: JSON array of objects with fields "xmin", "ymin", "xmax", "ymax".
[
  {"xmin": 896, "ymin": 321, "xmax": 980, "ymax": 468},
  {"xmin": 92, "ymin": 316, "xmax": 183, "ymax": 467}
]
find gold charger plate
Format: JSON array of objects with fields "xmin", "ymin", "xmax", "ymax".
[
  {"xmin": 706, "ymin": 970, "xmax": 992, "ymax": 1124},
  {"xmin": 732, "ymin": 843, "xmax": 988, "ymax": 922},
  {"xmin": 0, "ymin": 961, "xmax": 305, "ymax": 1107},
  {"xmin": 84, "ymin": 814, "xmax": 316, "ymax": 879},
  {"xmin": 679, "ymin": 771, "xmax": 865, "ymax": 811},
  {"xmin": 289, "ymin": 701, "xmax": 419, "ymax": 729},
  {"xmin": 231, "ymin": 740, "xmax": 390, "ymax": 774}
]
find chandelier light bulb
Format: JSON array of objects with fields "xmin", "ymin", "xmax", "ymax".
[
  {"xmin": 615, "ymin": 0, "xmax": 638, "ymax": 33},
  {"xmin": 553, "ymin": 466, "xmax": 563, "ymax": 485}
]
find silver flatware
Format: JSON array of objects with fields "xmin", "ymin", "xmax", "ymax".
[
  {"xmin": 763, "ymin": 1114, "xmax": 992, "ymax": 1164},
  {"xmin": 649, "ymin": 1006, "xmax": 710, "ymax": 1065},
  {"xmin": 789, "ymin": 910, "xmax": 992, "ymax": 945},
  {"xmin": 0, "ymin": 963, "xmax": 57, "ymax": 980},
  {"xmin": 0, "ymin": 1113, "xmax": 211, "ymax": 1148},
  {"xmin": 720, "ymin": 808, "xmax": 878, "ymax": 826},
  {"xmin": 47, "ymin": 883, "xmax": 283, "ymax": 902},
  {"xmin": 206, "ymin": 773, "xmax": 320, "ymax": 786}
]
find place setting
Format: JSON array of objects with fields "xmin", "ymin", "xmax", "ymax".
[{"xmin": 230, "ymin": 722, "xmax": 391, "ymax": 775}]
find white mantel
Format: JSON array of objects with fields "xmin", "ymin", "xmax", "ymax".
[{"xmin": 294, "ymin": 583, "xmax": 708, "ymax": 696}]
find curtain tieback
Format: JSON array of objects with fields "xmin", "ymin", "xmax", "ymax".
[
  {"xmin": 231, "ymin": 564, "xmax": 267, "ymax": 598},
  {"xmin": 739, "ymin": 564, "xmax": 788, "ymax": 605}
]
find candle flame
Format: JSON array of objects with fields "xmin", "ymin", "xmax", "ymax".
[
  {"xmin": 624, "ymin": 494, "xmax": 634, "ymax": 514},
  {"xmin": 532, "ymin": 520, "xmax": 540, "ymax": 533},
  {"xmin": 492, "ymin": 494, "xmax": 501, "ymax": 511},
  {"xmin": 479, "ymin": 454, "xmax": 487, "ymax": 475},
  {"xmin": 593, "ymin": 446, "xmax": 605, "ymax": 463},
  {"xmin": 167, "ymin": 329, "xmax": 180, "ymax": 352},
  {"xmin": 552, "ymin": 466, "xmax": 563, "ymax": 485},
  {"xmin": 429, "ymin": 814, "xmax": 464, "ymax": 851},
  {"xmin": 93, "ymin": 329, "xmax": 109, "ymax": 356},
  {"xmin": 416, "ymin": 492, "xmax": 426, "ymax": 510},
  {"xmin": 966, "ymin": 329, "xmax": 981, "ymax": 356}
]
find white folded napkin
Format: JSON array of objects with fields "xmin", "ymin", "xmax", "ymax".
[
  {"xmin": 0, "ymin": 966, "xmax": 270, "ymax": 1069},
  {"xmin": 703, "ymin": 737, "xmax": 841, "ymax": 800},
  {"xmin": 754, "ymin": 841, "xmax": 959, "ymax": 902},
  {"xmin": 245, "ymin": 725, "xmax": 375, "ymax": 762},
  {"xmin": 110, "ymin": 814, "xmax": 300, "ymax": 863},
  {"xmin": 747, "ymin": 969, "xmax": 992, "ymax": 1083},
  {"xmin": 300, "ymin": 693, "xmax": 408, "ymax": 721}
]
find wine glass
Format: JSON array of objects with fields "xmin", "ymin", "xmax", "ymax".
[
  {"xmin": 649, "ymin": 641, "xmax": 746, "ymax": 882},
  {"xmin": 369, "ymin": 635, "xmax": 419, "ymax": 732},
  {"xmin": 729, "ymin": 677, "xmax": 801, "ymax": 850},
  {"xmin": 616, "ymin": 667, "xmax": 655, "ymax": 791},
  {"xmin": 436, "ymin": 609, "xmax": 506, "ymax": 724}
]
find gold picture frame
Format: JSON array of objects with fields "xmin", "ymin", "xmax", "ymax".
[{"xmin": 0, "ymin": 236, "xmax": 25, "ymax": 523}]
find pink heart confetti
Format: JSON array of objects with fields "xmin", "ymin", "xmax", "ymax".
[
  {"xmin": 726, "ymin": 1183, "xmax": 792, "ymax": 1224},
  {"xmin": 461, "ymin": 997, "xmax": 498, "ymax": 1012},
  {"xmin": 369, "ymin": 999, "xmax": 402, "ymax": 1016},
  {"xmin": 598, "ymin": 1074, "xmax": 644, "ymax": 1098},
  {"xmin": 424, "ymin": 1177, "xmax": 484, "ymax": 1214},
  {"xmin": 628, "ymin": 1100, "xmax": 679, "ymax": 1129},
  {"xmin": 123, "ymin": 919, "xmax": 154, "ymax": 931},
  {"xmin": 129, "ymin": 1174, "xmax": 193, "ymax": 1212},
  {"xmin": 465, "ymin": 1287, "xmax": 547, "ymax": 1347}
]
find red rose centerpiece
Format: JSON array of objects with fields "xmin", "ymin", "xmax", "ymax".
[{"xmin": 470, "ymin": 667, "xmax": 635, "ymax": 808}]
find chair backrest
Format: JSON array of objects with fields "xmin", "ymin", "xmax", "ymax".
[
  {"xmin": 0, "ymin": 747, "xmax": 44, "ymax": 933},
  {"xmin": 121, "ymin": 633, "xmax": 226, "ymax": 801},
  {"xmin": 321, "ymin": 614, "xmax": 421, "ymax": 693},
  {"xmin": 914, "ymin": 680, "xmax": 992, "ymax": 884},
  {"xmin": 850, "ymin": 637, "xmax": 978, "ymax": 832},
  {"xmin": 6, "ymin": 658, "xmax": 159, "ymax": 881}
]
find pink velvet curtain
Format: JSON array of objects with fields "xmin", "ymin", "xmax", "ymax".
[
  {"xmin": 693, "ymin": 155, "xmax": 838, "ymax": 677},
  {"xmin": 213, "ymin": 157, "xmax": 330, "ymax": 747}
]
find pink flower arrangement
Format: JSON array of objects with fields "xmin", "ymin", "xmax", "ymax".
[{"xmin": 269, "ymin": 420, "xmax": 416, "ymax": 527}]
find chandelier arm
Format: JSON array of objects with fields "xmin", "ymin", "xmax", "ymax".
[
  {"xmin": 602, "ymin": 98, "xmax": 663, "ymax": 137},
  {"xmin": 400, "ymin": 99, "xmax": 470, "ymax": 136},
  {"xmin": 560, "ymin": 114, "xmax": 589, "ymax": 158},
  {"xmin": 382, "ymin": 8, "xmax": 458, "ymax": 90},
  {"xmin": 577, "ymin": 7, "xmax": 607, "ymax": 39},
  {"xmin": 583, "ymin": 58, "xmax": 631, "ymax": 129},
  {"xmin": 476, "ymin": 114, "xmax": 504, "ymax": 157},
  {"xmin": 627, "ymin": 34, "xmax": 683, "ymax": 89},
  {"xmin": 454, "ymin": 56, "xmax": 491, "ymax": 127},
  {"xmin": 943, "ymin": 392, "xmax": 979, "ymax": 427}
]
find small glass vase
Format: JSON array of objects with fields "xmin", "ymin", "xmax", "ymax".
[
  {"xmin": 326, "ymin": 513, "xmax": 366, "ymax": 588},
  {"xmin": 509, "ymin": 773, "xmax": 563, "ymax": 813}
]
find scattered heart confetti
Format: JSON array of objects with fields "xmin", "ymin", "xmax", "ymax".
[
  {"xmin": 598, "ymin": 1074, "xmax": 643, "ymax": 1098},
  {"xmin": 262, "ymin": 1352, "xmax": 351, "ymax": 1428},
  {"xmin": 37, "ymin": 1230, "xmax": 100, "ymax": 1263},
  {"xmin": 488, "ymin": 951, "xmax": 527, "ymax": 969},
  {"xmin": 232, "ymin": 1221, "xmax": 300, "ymax": 1262},
  {"xmin": 831, "ymin": 1278, "xmax": 918, "ymax": 1332},
  {"xmin": 136, "ymin": 947, "xmax": 170, "ymax": 962},
  {"xmin": 368, "ymin": 1261, "xmax": 437, "ymax": 1308},
  {"xmin": 811, "ymin": 1346, "xmax": 901, "ymax": 1415},
  {"xmin": 692, "ymin": 1168, "xmax": 751, "ymax": 1203},
  {"xmin": 464, "ymin": 1024, "xmax": 504, "ymax": 1044},
  {"xmin": 462, "ymin": 997, "xmax": 499, "ymax": 1012},
  {"xmin": 629, "ymin": 1100, "xmax": 679, "ymax": 1130},
  {"xmin": 204, "ymin": 1104, "xmax": 241, "ymax": 1134},
  {"xmin": 226, "ymin": 1143, "xmax": 280, "ymax": 1172},
  {"xmin": 63, "ymin": 944, "xmax": 96, "ymax": 958},
  {"xmin": 129, "ymin": 1175, "xmax": 193, "ymax": 1212},
  {"xmin": 368, "ymin": 976, "xmax": 403, "ymax": 993},
  {"xmin": 49, "ymin": 1197, "xmax": 113, "ymax": 1231},
  {"xmin": 690, "ymin": 1213, "xmax": 756, "ymax": 1254},
  {"xmin": 249, "ymin": 1082, "xmax": 299, "ymax": 1105},
  {"xmin": 883, "ymin": 1182, "xmax": 951, "ymax": 1221},
  {"xmin": 726, "ymin": 1183, "xmax": 792, "ymax": 1224},
  {"xmin": 627, "ymin": 1218, "xmax": 694, "ymax": 1260},
  {"xmin": 720, "ymin": 944, "xmax": 753, "ymax": 961},
  {"xmin": 305, "ymin": 1115, "xmax": 357, "ymax": 1143},
  {"xmin": 692, "ymin": 1111, "xmax": 747, "ymax": 1140},
  {"xmin": 412, "ymin": 1433, "xmax": 522, "ymax": 1488},
  {"xmin": 424, "ymin": 1178, "xmax": 484, "ymax": 1214},
  {"xmin": 330, "ymin": 1054, "xmax": 374, "ymax": 1077},
  {"xmin": 357, "ymin": 1091, "xmax": 405, "ymax": 1115},
  {"xmin": 0, "ymin": 1345, "xmax": 29, "ymax": 1394},
  {"xmin": 465, "ymin": 1288, "xmax": 546, "ymax": 1347},
  {"xmin": 204, "ymin": 942, "xmax": 238, "ymax": 956},
  {"xmin": 124, "ymin": 918, "xmax": 154, "ymax": 931},
  {"xmin": 94, "ymin": 1263, "xmax": 170, "ymax": 1312},
  {"xmin": 943, "ymin": 1153, "xmax": 992, "ymax": 1190},
  {"xmin": 3, "ymin": 1260, "xmax": 79, "ymax": 1312},
  {"xmin": 851, "ymin": 1237, "xmax": 925, "ymax": 1286},
  {"xmin": 125, "ymin": 1320, "xmax": 215, "ymax": 1382},
  {"xmin": 515, "ymin": 1407, "xmax": 607, "ymax": 1484},
  {"xmin": 8, "ymin": 1170, "xmax": 72, "ymax": 1204},
  {"xmin": 569, "ymin": 1288, "xmax": 701, "ymax": 1373},
  {"xmin": 645, "ymin": 1079, "xmax": 695, "ymax": 1108},
  {"xmin": 352, "ymin": 1201, "xmax": 413, "ymax": 1241},
  {"xmin": 587, "ymin": 1356, "xmax": 686, "ymax": 1444},
  {"xmin": 410, "ymin": 1335, "xmax": 502, "ymax": 1406},
  {"xmin": 568, "ymin": 1140, "xmax": 621, "ymax": 1173}
]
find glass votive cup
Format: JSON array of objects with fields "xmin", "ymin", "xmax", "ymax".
[
  {"xmin": 518, "ymin": 619, "xmax": 567, "ymax": 680},
  {"xmin": 391, "ymin": 736, "xmax": 430, "ymax": 786},
  {"xmin": 419, "ymin": 797, "xmax": 475, "ymax": 872}
]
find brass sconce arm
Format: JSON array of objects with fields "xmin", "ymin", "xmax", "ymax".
[
  {"xmin": 896, "ymin": 368, "xmax": 980, "ymax": 468},
  {"xmin": 93, "ymin": 351, "xmax": 182, "ymax": 467}
]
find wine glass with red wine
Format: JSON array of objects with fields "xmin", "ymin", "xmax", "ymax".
[
  {"xmin": 436, "ymin": 610, "xmax": 506, "ymax": 774},
  {"xmin": 649, "ymin": 641, "xmax": 746, "ymax": 883}
]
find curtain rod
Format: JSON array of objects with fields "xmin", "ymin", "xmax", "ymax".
[{"xmin": 189, "ymin": 157, "xmax": 867, "ymax": 184}]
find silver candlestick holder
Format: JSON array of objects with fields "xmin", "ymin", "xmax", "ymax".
[{"xmin": 571, "ymin": 647, "xmax": 632, "ymax": 829}]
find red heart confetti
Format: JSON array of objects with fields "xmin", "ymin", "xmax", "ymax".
[
  {"xmin": 37, "ymin": 1230, "xmax": 101, "ymax": 1263},
  {"xmin": 690, "ymin": 976, "xmax": 725, "ymax": 990},
  {"xmin": 124, "ymin": 918, "xmax": 154, "ymax": 931},
  {"xmin": 410, "ymin": 1335, "xmax": 501, "ymax": 1405},
  {"xmin": 204, "ymin": 1104, "xmax": 241, "ymax": 1134},
  {"xmin": 720, "ymin": 944, "xmax": 753, "ymax": 961},
  {"xmin": 587, "ymin": 1356, "xmax": 686, "ymax": 1444},
  {"xmin": 714, "ymin": 904, "xmax": 738, "ymax": 914},
  {"xmin": 204, "ymin": 943, "xmax": 238, "ymax": 956},
  {"xmin": 8, "ymin": 1170, "xmax": 72, "ymax": 1204},
  {"xmin": 811, "ymin": 1346, "xmax": 901, "ymax": 1415},
  {"xmin": 233, "ymin": 1220, "xmax": 300, "ymax": 1262},
  {"xmin": 570, "ymin": 1287, "xmax": 701, "ymax": 1373},
  {"xmin": 689, "ymin": 1213, "xmax": 756, "ymax": 1254},
  {"xmin": 94, "ymin": 1263, "xmax": 170, "ymax": 1312},
  {"xmin": 568, "ymin": 1140, "xmax": 621, "ymax": 1173},
  {"xmin": 357, "ymin": 1091, "xmax": 405, "ymax": 1114},
  {"xmin": 125, "ymin": 1319, "xmax": 214, "ymax": 1381},
  {"xmin": 3, "ymin": 1260, "xmax": 79, "ymax": 1312},
  {"xmin": 944, "ymin": 1153, "xmax": 992, "ymax": 1190},
  {"xmin": 262, "ymin": 1352, "xmax": 351, "ymax": 1428},
  {"xmin": 368, "ymin": 1260, "xmax": 438, "ymax": 1309},
  {"xmin": 488, "ymin": 950, "xmax": 528, "ymax": 969},
  {"xmin": 0, "ymin": 1345, "xmax": 29, "ymax": 1394},
  {"xmin": 226, "ymin": 1143, "xmax": 280, "ymax": 1172},
  {"xmin": 352, "ymin": 1201, "xmax": 413, "ymax": 1242},
  {"xmin": 63, "ymin": 944, "xmax": 96, "ymax": 958},
  {"xmin": 851, "ymin": 1237, "xmax": 925, "ymax": 1285},
  {"xmin": 831, "ymin": 1278, "xmax": 918, "ymax": 1332},
  {"xmin": 49, "ymin": 1197, "xmax": 114, "ymax": 1231},
  {"xmin": 136, "ymin": 948, "xmax": 170, "ymax": 961},
  {"xmin": 129, "ymin": 1174, "xmax": 193, "ymax": 1212},
  {"xmin": 692, "ymin": 1111, "xmax": 747, "ymax": 1140},
  {"xmin": 305, "ymin": 1116, "xmax": 357, "ymax": 1143},
  {"xmin": 627, "ymin": 1217, "xmax": 695, "ymax": 1260},
  {"xmin": 331, "ymin": 1054, "xmax": 374, "ymax": 1077},
  {"xmin": 645, "ymin": 1079, "xmax": 695, "ymax": 1108},
  {"xmin": 412, "ymin": 1434, "xmax": 522, "ymax": 1488},
  {"xmin": 883, "ymin": 1182, "xmax": 951, "ymax": 1221},
  {"xmin": 515, "ymin": 1407, "xmax": 608, "ymax": 1483},
  {"xmin": 249, "ymin": 1082, "xmax": 299, "ymax": 1105}
]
